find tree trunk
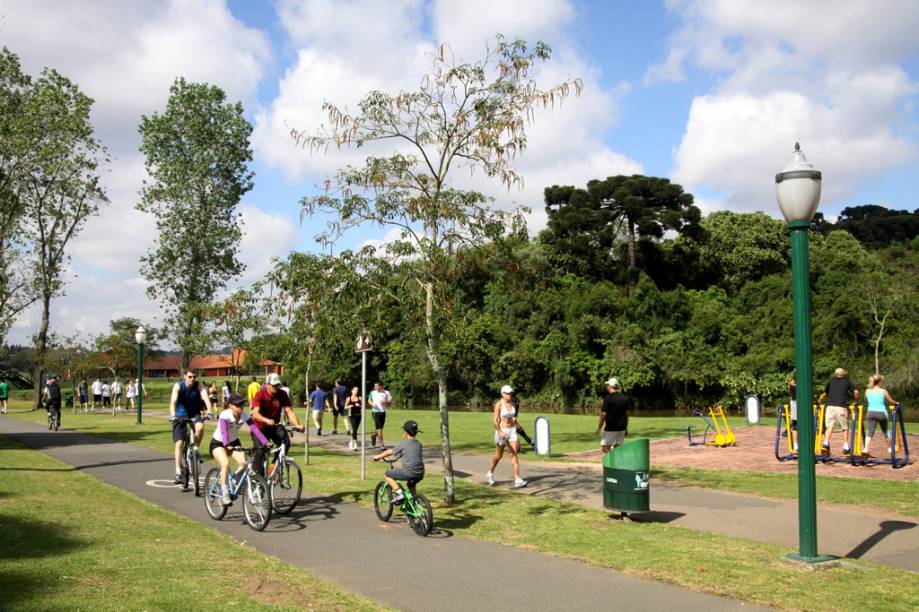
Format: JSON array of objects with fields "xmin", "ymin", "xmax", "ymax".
[
  {"xmin": 626, "ymin": 219, "xmax": 637, "ymax": 297},
  {"xmin": 32, "ymin": 293, "xmax": 52, "ymax": 410},
  {"xmin": 424, "ymin": 281, "xmax": 456, "ymax": 505}
]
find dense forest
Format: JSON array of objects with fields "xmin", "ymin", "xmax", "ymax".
[{"xmin": 255, "ymin": 185, "xmax": 919, "ymax": 413}]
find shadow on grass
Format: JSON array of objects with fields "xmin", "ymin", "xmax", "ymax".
[{"xmin": 0, "ymin": 515, "xmax": 85, "ymax": 608}]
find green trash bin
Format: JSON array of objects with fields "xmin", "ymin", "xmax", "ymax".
[
  {"xmin": 64, "ymin": 393, "xmax": 74, "ymax": 408},
  {"xmin": 602, "ymin": 438, "xmax": 650, "ymax": 513}
]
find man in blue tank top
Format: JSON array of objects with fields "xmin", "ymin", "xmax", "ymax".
[{"xmin": 169, "ymin": 369, "xmax": 213, "ymax": 484}]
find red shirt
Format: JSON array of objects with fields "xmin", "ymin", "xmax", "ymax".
[{"xmin": 251, "ymin": 388, "xmax": 291, "ymax": 428}]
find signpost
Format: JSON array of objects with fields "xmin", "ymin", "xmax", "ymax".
[{"xmin": 356, "ymin": 332, "xmax": 372, "ymax": 480}]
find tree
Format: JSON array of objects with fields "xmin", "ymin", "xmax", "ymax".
[
  {"xmin": 545, "ymin": 175, "xmax": 700, "ymax": 294},
  {"xmin": 0, "ymin": 48, "xmax": 40, "ymax": 345},
  {"xmin": 137, "ymin": 77, "xmax": 253, "ymax": 370},
  {"xmin": 295, "ymin": 36, "xmax": 580, "ymax": 505},
  {"xmin": 213, "ymin": 289, "xmax": 263, "ymax": 390},
  {"xmin": 8, "ymin": 56, "xmax": 108, "ymax": 408},
  {"xmin": 835, "ymin": 204, "xmax": 919, "ymax": 248},
  {"xmin": 91, "ymin": 317, "xmax": 160, "ymax": 378}
]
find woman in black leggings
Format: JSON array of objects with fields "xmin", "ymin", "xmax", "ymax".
[{"xmin": 346, "ymin": 387, "xmax": 362, "ymax": 450}]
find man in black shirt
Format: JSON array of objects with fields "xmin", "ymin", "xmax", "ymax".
[
  {"xmin": 823, "ymin": 367, "xmax": 858, "ymax": 453},
  {"xmin": 596, "ymin": 377, "xmax": 631, "ymax": 453}
]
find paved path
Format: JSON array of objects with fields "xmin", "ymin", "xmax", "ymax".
[
  {"xmin": 0, "ymin": 418, "xmax": 761, "ymax": 612},
  {"xmin": 303, "ymin": 428, "xmax": 919, "ymax": 572}
]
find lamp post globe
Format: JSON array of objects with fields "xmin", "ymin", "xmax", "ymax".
[
  {"xmin": 775, "ymin": 142, "xmax": 822, "ymax": 224},
  {"xmin": 135, "ymin": 326, "xmax": 147, "ymax": 345}
]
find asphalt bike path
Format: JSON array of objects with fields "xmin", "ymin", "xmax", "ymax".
[
  {"xmin": 306, "ymin": 428, "xmax": 919, "ymax": 573},
  {"xmin": 0, "ymin": 418, "xmax": 761, "ymax": 612}
]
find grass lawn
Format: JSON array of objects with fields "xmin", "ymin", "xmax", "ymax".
[
  {"xmin": 0, "ymin": 434, "xmax": 381, "ymax": 611},
  {"xmin": 4, "ymin": 405, "xmax": 918, "ymax": 610}
]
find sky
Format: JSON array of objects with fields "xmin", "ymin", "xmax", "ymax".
[{"xmin": 2, "ymin": 0, "xmax": 918, "ymax": 346}]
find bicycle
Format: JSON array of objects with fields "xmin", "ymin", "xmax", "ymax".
[
  {"xmin": 45, "ymin": 401, "xmax": 61, "ymax": 431},
  {"xmin": 203, "ymin": 447, "xmax": 273, "ymax": 531},
  {"xmin": 373, "ymin": 458, "xmax": 434, "ymax": 536},
  {"xmin": 261, "ymin": 427, "xmax": 303, "ymax": 515},
  {"xmin": 174, "ymin": 416, "xmax": 204, "ymax": 496}
]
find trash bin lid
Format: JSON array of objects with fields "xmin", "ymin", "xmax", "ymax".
[{"xmin": 603, "ymin": 438, "xmax": 649, "ymax": 471}]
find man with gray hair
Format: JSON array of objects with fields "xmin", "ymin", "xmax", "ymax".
[
  {"xmin": 823, "ymin": 367, "xmax": 858, "ymax": 454},
  {"xmin": 596, "ymin": 377, "xmax": 632, "ymax": 453}
]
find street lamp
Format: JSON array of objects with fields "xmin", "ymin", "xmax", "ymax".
[
  {"xmin": 135, "ymin": 326, "xmax": 146, "ymax": 425},
  {"xmin": 775, "ymin": 143, "xmax": 833, "ymax": 564}
]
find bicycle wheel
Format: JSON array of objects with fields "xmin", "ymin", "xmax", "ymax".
[
  {"xmin": 191, "ymin": 447, "xmax": 201, "ymax": 497},
  {"xmin": 243, "ymin": 474, "xmax": 272, "ymax": 531},
  {"xmin": 55, "ymin": 410, "xmax": 60, "ymax": 431},
  {"xmin": 373, "ymin": 481, "xmax": 393, "ymax": 522},
  {"xmin": 271, "ymin": 459, "xmax": 302, "ymax": 515},
  {"xmin": 179, "ymin": 449, "xmax": 190, "ymax": 490},
  {"xmin": 47, "ymin": 412, "xmax": 53, "ymax": 430},
  {"xmin": 204, "ymin": 468, "xmax": 227, "ymax": 520},
  {"xmin": 409, "ymin": 494, "xmax": 434, "ymax": 536}
]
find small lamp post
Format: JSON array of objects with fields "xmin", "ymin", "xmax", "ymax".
[
  {"xmin": 775, "ymin": 143, "xmax": 833, "ymax": 564},
  {"xmin": 135, "ymin": 326, "xmax": 146, "ymax": 425}
]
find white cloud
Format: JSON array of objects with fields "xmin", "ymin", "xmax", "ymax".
[
  {"xmin": 256, "ymin": 0, "xmax": 641, "ymax": 235},
  {"xmin": 658, "ymin": 0, "xmax": 919, "ymax": 214},
  {"xmin": 236, "ymin": 203, "xmax": 300, "ymax": 285}
]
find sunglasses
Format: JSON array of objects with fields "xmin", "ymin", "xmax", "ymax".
[{"xmin": 186, "ymin": 375, "xmax": 196, "ymax": 379}]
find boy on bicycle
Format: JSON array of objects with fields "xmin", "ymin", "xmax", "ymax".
[{"xmin": 372, "ymin": 420, "xmax": 424, "ymax": 504}]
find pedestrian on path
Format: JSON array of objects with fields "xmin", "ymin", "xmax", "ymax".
[
  {"xmin": 0, "ymin": 378, "xmax": 9, "ymax": 414},
  {"xmin": 823, "ymin": 367, "xmax": 858, "ymax": 454},
  {"xmin": 862, "ymin": 374, "xmax": 897, "ymax": 456},
  {"xmin": 126, "ymin": 380, "xmax": 136, "ymax": 411},
  {"xmin": 346, "ymin": 387, "xmax": 362, "ymax": 450},
  {"xmin": 332, "ymin": 379, "xmax": 348, "ymax": 435},
  {"xmin": 91, "ymin": 377, "xmax": 102, "ymax": 411},
  {"xmin": 310, "ymin": 383, "xmax": 331, "ymax": 436},
  {"xmin": 102, "ymin": 381, "xmax": 112, "ymax": 413},
  {"xmin": 597, "ymin": 377, "xmax": 631, "ymax": 453},
  {"xmin": 369, "ymin": 381, "xmax": 391, "ymax": 448},
  {"xmin": 486, "ymin": 384, "xmax": 527, "ymax": 488},
  {"xmin": 78, "ymin": 379, "xmax": 88, "ymax": 412},
  {"xmin": 247, "ymin": 375, "xmax": 260, "ymax": 404}
]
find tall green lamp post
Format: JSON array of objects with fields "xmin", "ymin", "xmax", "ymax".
[
  {"xmin": 775, "ymin": 143, "xmax": 833, "ymax": 564},
  {"xmin": 135, "ymin": 326, "xmax": 146, "ymax": 425}
]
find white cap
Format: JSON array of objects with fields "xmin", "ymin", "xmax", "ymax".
[
  {"xmin": 266, "ymin": 373, "xmax": 282, "ymax": 386},
  {"xmin": 605, "ymin": 378, "xmax": 620, "ymax": 388},
  {"xmin": 500, "ymin": 385, "xmax": 514, "ymax": 394}
]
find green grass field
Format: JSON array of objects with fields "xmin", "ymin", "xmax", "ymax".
[
  {"xmin": 0, "ymin": 434, "xmax": 381, "ymax": 611},
  {"xmin": 3, "ymin": 405, "xmax": 918, "ymax": 610}
]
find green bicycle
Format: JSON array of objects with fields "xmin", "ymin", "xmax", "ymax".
[{"xmin": 373, "ymin": 458, "xmax": 434, "ymax": 536}]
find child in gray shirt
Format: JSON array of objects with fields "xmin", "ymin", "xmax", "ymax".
[{"xmin": 372, "ymin": 420, "xmax": 424, "ymax": 504}]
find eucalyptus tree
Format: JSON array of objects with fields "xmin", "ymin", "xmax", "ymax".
[
  {"xmin": 295, "ymin": 36, "xmax": 580, "ymax": 504},
  {"xmin": 3, "ymin": 50, "xmax": 109, "ymax": 407},
  {"xmin": 137, "ymin": 77, "xmax": 253, "ymax": 370}
]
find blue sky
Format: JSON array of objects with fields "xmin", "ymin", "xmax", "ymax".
[{"xmin": 3, "ymin": 0, "xmax": 918, "ymax": 344}]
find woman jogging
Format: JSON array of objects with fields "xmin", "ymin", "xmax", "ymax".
[
  {"xmin": 485, "ymin": 385, "xmax": 527, "ymax": 488},
  {"xmin": 346, "ymin": 387, "xmax": 362, "ymax": 450},
  {"xmin": 862, "ymin": 374, "xmax": 897, "ymax": 456}
]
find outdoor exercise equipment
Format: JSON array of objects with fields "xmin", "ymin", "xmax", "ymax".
[
  {"xmin": 813, "ymin": 404, "xmax": 857, "ymax": 464},
  {"xmin": 687, "ymin": 405, "xmax": 736, "ymax": 447},
  {"xmin": 849, "ymin": 404, "xmax": 910, "ymax": 469}
]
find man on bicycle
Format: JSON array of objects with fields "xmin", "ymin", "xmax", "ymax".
[
  {"xmin": 250, "ymin": 372, "xmax": 304, "ymax": 472},
  {"xmin": 169, "ymin": 369, "xmax": 213, "ymax": 484},
  {"xmin": 372, "ymin": 420, "xmax": 424, "ymax": 505},
  {"xmin": 42, "ymin": 374, "xmax": 62, "ymax": 427}
]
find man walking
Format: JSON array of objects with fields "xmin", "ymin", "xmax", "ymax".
[
  {"xmin": 369, "ymin": 382, "xmax": 392, "ymax": 448},
  {"xmin": 823, "ymin": 367, "xmax": 858, "ymax": 454},
  {"xmin": 596, "ymin": 377, "xmax": 631, "ymax": 453},
  {"xmin": 91, "ymin": 377, "xmax": 102, "ymax": 411},
  {"xmin": 309, "ymin": 383, "xmax": 331, "ymax": 436},
  {"xmin": 0, "ymin": 378, "xmax": 9, "ymax": 414},
  {"xmin": 332, "ymin": 378, "xmax": 348, "ymax": 435},
  {"xmin": 247, "ymin": 375, "xmax": 261, "ymax": 405}
]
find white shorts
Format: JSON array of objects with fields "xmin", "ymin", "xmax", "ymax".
[
  {"xmin": 495, "ymin": 427, "xmax": 518, "ymax": 446},
  {"xmin": 601, "ymin": 430, "xmax": 625, "ymax": 448},
  {"xmin": 825, "ymin": 405, "xmax": 848, "ymax": 429}
]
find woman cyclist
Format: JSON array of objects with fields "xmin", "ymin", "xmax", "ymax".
[
  {"xmin": 485, "ymin": 385, "xmax": 527, "ymax": 488},
  {"xmin": 210, "ymin": 393, "xmax": 268, "ymax": 505}
]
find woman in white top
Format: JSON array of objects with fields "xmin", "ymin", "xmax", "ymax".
[
  {"xmin": 210, "ymin": 393, "xmax": 268, "ymax": 505},
  {"xmin": 485, "ymin": 385, "xmax": 527, "ymax": 488},
  {"xmin": 126, "ymin": 381, "xmax": 136, "ymax": 411}
]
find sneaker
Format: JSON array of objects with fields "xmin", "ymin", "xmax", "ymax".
[
  {"xmin": 173, "ymin": 474, "xmax": 182, "ymax": 485},
  {"xmin": 514, "ymin": 478, "xmax": 528, "ymax": 488},
  {"xmin": 221, "ymin": 490, "xmax": 232, "ymax": 506},
  {"xmin": 317, "ymin": 428, "xmax": 322, "ymax": 436},
  {"xmin": 371, "ymin": 433, "xmax": 377, "ymax": 447},
  {"xmin": 332, "ymin": 429, "xmax": 338, "ymax": 435},
  {"xmin": 485, "ymin": 471, "xmax": 495, "ymax": 486},
  {"xmin": 821, "ymin": 443, "xmax": 829, "ymax": 451},
  {"xmin": 842, "ymin": 445, "xmax": 851, "ymax": 454},
  {"xmin": 391, "ymin": 491, "xmax": 405, "ymax": 505}
]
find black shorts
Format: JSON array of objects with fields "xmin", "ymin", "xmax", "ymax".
[
  {"xmin": 102, "ymin": 397, "xmax": 111, "ymax": 406},
  {"xmin": 173, "ymin": 416, "xmax": 204, "ymax": 442},
  {"xmin": 256, "ymin": 424, "xmax": 290, "ymax": 453},
  {"xmin": 333, "ymin": 405, "xmax": 347, "ymax": 417},
  {"xmin": 372, "ymin": 412, "xmax": 387, "ymax": 430},
  {"xmin": 93, "ymin": 394, "xmax": 102, "ymax": 403},
  {"xmin": 385, "ymin": 468, "xmax": 423, "ymax": 484},
  {"xmin": 209, "ymin": 438, "xmax": 241, "ymax": 458}
]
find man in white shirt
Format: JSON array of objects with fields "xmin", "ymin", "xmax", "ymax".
[
  {"xmin": 368, "ymin": 382, "xmax": 392, "ymax": 448},
  {"xmin": 91, "ymin": 378, "xmax": 103, "ymax": 411}
]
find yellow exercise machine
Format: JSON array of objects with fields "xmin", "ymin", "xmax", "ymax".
[{"xmin": 687, "ymin": 405, "xmax": 736, "ymax": 447}]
